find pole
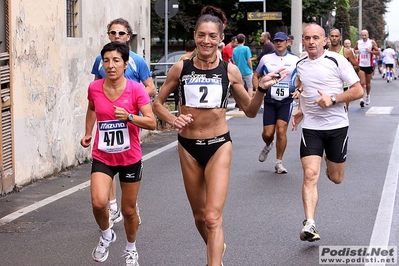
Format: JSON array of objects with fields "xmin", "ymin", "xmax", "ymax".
[
  {"xmin": 164, "ymin": 0, "xmax": 169, "ymax": 74},
  {"xmin": 263, "ymin": 0, "xmax": 266, "ymax": 32},
  {"xmin": 358, "ymin": 0, "xmax": 362, "ymax": 39},
  {"xmin": 291, "ymin": 0, "xmax": 302, "ymax": 55}
]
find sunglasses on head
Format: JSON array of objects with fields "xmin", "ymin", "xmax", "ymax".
[{"xmin": 108, "ymin": 30, "xmax": 128, "ymax": 36}]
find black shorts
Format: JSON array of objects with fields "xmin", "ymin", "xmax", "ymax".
[
  {"xmin": 91, "ymin": 158, "xmax": 143, "ymax": 183},
  {"xmin": 359, "ymin": 66, "xmax": 374, "ymax": 75},
  {"xmin": 385, "ymin": 64, "xmax": 394, "ymax": 69},
  {"xmin": 300, "ymin": 127, "xmax": 348, "ymax": 163},
  {"xmin": 178, "ymin": 132, "xmax": 232, "ymax": 167}
]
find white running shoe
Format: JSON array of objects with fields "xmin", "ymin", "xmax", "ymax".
[
  {"xmin": 258, "ymin": 141, "xmax": 274, "ymax": 162},
  {"xmin": 124, "ymin": 250, "xmax": 140, "ymax": 266},
  {"xmin": 359, "ymin": 98, "xmax": 365, "ymax": 108},
  {"xmin": 92, "ymin": 230, "xmax": 116, "ymax": 262},
  {"xmin": 109, "ymin": 209, "xmax": 123, "ymax": 228},
  {"xmin": 300, "ymin": 220, "xmax": 320, "ymax": 242},
  {"xmin": 365, "ymin": 95, "xmax": 370, "ymax": 105},
  {"xmin": 275, "ymin": 162, "xmax": 288, "ymax": 174}
]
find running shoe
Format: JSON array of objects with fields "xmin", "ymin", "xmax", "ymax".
[
  {"xmin": 359, "ymin": 98, "xmax": 365, "ymax": 108},
  {"xmin": 365, "ymin": 95, "xmax": 370, "ymax": 105},
  {"xmin": 258, "ymin": 141, "xmax": 274, "ymax": 162},
  {"xmin": 300, "ymin": 220, "xmax": 320, "ymax": 242},
  {"xmin": 275, "ymin": 162, "xmax": 288, "ymax": 174},
  {"xmin": 124, "ymin": 250, "xmax": 139, "ymax": 266},
  {"xmin": 136, "ymin": 201, "xmax": 142, "ymax": 225},
  {"xmin": 222, "ymin": 243, "xmax": 226, "ymax": 266},
  {"xmin": 92, "ymin": 230, "xmax": 117, "ymax": 262},
  {"xmin": 109, "ymin": 209, "xmax": 123, "ymax": 228}
]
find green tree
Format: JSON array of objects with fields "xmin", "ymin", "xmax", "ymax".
[
  {"xmin": 151, "ymin": 0, "xmax": 336, "ymax": 45},
  {"xmin": 348, "ymin": 0, "xmax": 391, "ymax": 46},
  {"xmin": 334, "ymin": 0, "xmax": 350, "ymax": 40}
]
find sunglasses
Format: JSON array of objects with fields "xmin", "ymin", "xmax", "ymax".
[{"xmin": 108, "ymin": 30, "xmax": 128, "ymax": 36}]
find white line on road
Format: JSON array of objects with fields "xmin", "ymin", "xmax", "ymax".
[
  {"xmin": 0, "ymin": 117, "xmax": 235, "ymax": 225},
  {"xmin": 365, "ymin": 124, "xmax": 399, "ymax": 266},
  {"xmin": 0, "ymin": 141, "xmax": 178, "ymax": 225}
]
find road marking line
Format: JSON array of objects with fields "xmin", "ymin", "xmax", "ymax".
[
  {"xmin": 0, "ymin": 141, "xmax": 177, "ymax": 225},
  {"xmin": 365, "ymin": 106, "xmax": 393, "ymax": 115},
  {"xmin": 366, "ymin": 123, "xmax": 399, "ymax": 266},
  {"xmin": 0, "ymin": 116, "xmax": 234, "ymax": 225}
]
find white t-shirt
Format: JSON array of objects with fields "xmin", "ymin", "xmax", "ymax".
[
  {"xmin": 382, "ymin": 48, "xmax": 396, "ymax": 65},
  {"xmin": 297, "ymin": 51, "xmax": 360, "ymax": 130}
]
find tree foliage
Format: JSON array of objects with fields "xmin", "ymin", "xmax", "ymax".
[
  {"xmin": 334, "ymin": 0, "xmax": 350, "ymax": 39},
  {"xmin": 151, "ymin": 0, "xmax": 336, "ymax": 43},
  {"xmin": 348, "ymin": 0, "xmax": 391, "ymax": 46},
  {"xmin": 151, "ymin": 0, "xmax": 391, "ymax": 52}
]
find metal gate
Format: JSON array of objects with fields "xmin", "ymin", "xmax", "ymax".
[{"xmin": 0, "ymin": 0, "xmax": 13, "ymax": 195}]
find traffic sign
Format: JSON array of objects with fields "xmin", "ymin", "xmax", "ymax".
[
  {"xmin": 155, "ymin": 0, "xmax": 179, "ymax": 19},
  {"xmin": 247, "ymin": 12, "xmax": 282, "ymax": 21}
]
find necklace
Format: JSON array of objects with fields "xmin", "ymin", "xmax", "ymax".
[{"xmin": 196, "ymin": 55, "xmax": 217, "ymax": 64}]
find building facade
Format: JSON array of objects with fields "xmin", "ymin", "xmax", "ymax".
[{"xmin": 0, "ymin": 0, "xmax": 152, "ymax": 194}]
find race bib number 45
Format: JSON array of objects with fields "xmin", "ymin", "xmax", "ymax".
[
  {"xmin": 97, "ymin": 120, "xmax": 130, "ymax": 153},
  {"xmin": 271, "ymin": 82, "xmax": 289, "ymax": 101}
]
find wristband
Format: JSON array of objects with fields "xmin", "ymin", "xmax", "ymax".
[{"xmin": 257, "ymin": 86, "xmax": 268, "ymax": 93}]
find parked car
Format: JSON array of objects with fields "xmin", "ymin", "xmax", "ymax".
[{"xmin": 151, "ymin": 50, "xmax": 185, "ymax": 77}]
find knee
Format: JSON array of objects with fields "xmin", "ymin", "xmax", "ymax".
[
  {"xmin": 121, "ymin": 206, "xmax": 137, "ymax": 222},
  {"xmin": 303, "ymin": 168, "xmax": 319, "ymax": 184},
  {"xmin": 193, "ymin": 209, "xmax": 206, "ymax": 225},
  {"xmin": 262, "ymin": 131, "xmax": 274, "ymax": 142},
  {"xmin": 329, "ymin": 173, "xmax": 344, "ymax": 184},
  {"xmin": 92, "ymin": 197, "xmax": 108, "ymax": 212},
  {"xmin": 204, "ymin": 211, "xmax": 222, "ymax": 230}
]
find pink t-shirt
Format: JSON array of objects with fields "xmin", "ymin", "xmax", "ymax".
[{"xmin": 88, "ymin": 79, "xmax": 151, "ymax": 166}]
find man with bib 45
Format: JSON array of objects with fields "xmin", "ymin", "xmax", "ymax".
[{"xmin": 253, "ymin": 32, "xmax": 299, "ymax": 174}]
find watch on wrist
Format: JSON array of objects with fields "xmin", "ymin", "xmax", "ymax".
[
  {"xmin": 330, "ymin": 95, "xmax": 337, "ymax": 105},
  {"xmin": 127, "ymin": 113, "xmax": 133, "ymax": 122}
]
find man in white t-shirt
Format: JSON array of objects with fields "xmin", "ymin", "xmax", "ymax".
[
  {"xmin": 381, "ymin": 45, "xmax": 396, "ymax": 82},
  {"xmin": 291, "ymin": 24, "xmax": 363, "ymax": 242}
]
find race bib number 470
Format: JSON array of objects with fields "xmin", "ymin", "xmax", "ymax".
[{"xmin": 97, "ymin": 120, "xmax": 130, "ymax": 153}]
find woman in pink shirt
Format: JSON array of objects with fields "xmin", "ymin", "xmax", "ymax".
[{"xmin": 81, "ymin": 42, "xmax": 155, "ymax": 266}]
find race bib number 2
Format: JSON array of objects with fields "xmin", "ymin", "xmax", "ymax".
[
  {"xmin": 184, "ymin": 84, "xmax": 222, "ymax": 108},
  {"xmin": 97, "ymin": 120, "xmax": 130, "ymax": 153}
]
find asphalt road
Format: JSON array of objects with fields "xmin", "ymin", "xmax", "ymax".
[{"xmin": 0, "ymin": 74, "xmax": 399, "ymax": 266}]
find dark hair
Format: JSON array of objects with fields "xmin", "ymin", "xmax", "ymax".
[
  {"xmin": 101, "ymin": 42, "xmax": 130, "ymax": 63},
  {"xmin": 107, "ymin": 18, "xmax": 133, "ymax": 35},
  {"xmin": 196, "ymin": 5, "xmax": 227, "ymax": 35},
  {"xmin": 185, "ymin": 40, "xmax": 196, "ymax": 52},
  {"xmin": 236, "ymin": 33, "xmax": 245, "ymax": 44}
]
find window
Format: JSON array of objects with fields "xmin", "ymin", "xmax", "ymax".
[{"xmin": 66, "ymin": 0, "xmax": 80, "ymax": 37}]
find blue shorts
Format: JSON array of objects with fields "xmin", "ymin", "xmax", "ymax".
[
  {"xmin": 300, "ymin": 127, "xmax": 348, "ymax": 163},
  {"xmin": 262, "ymin": 101, "xmax": 293, "ymax": 126}
]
